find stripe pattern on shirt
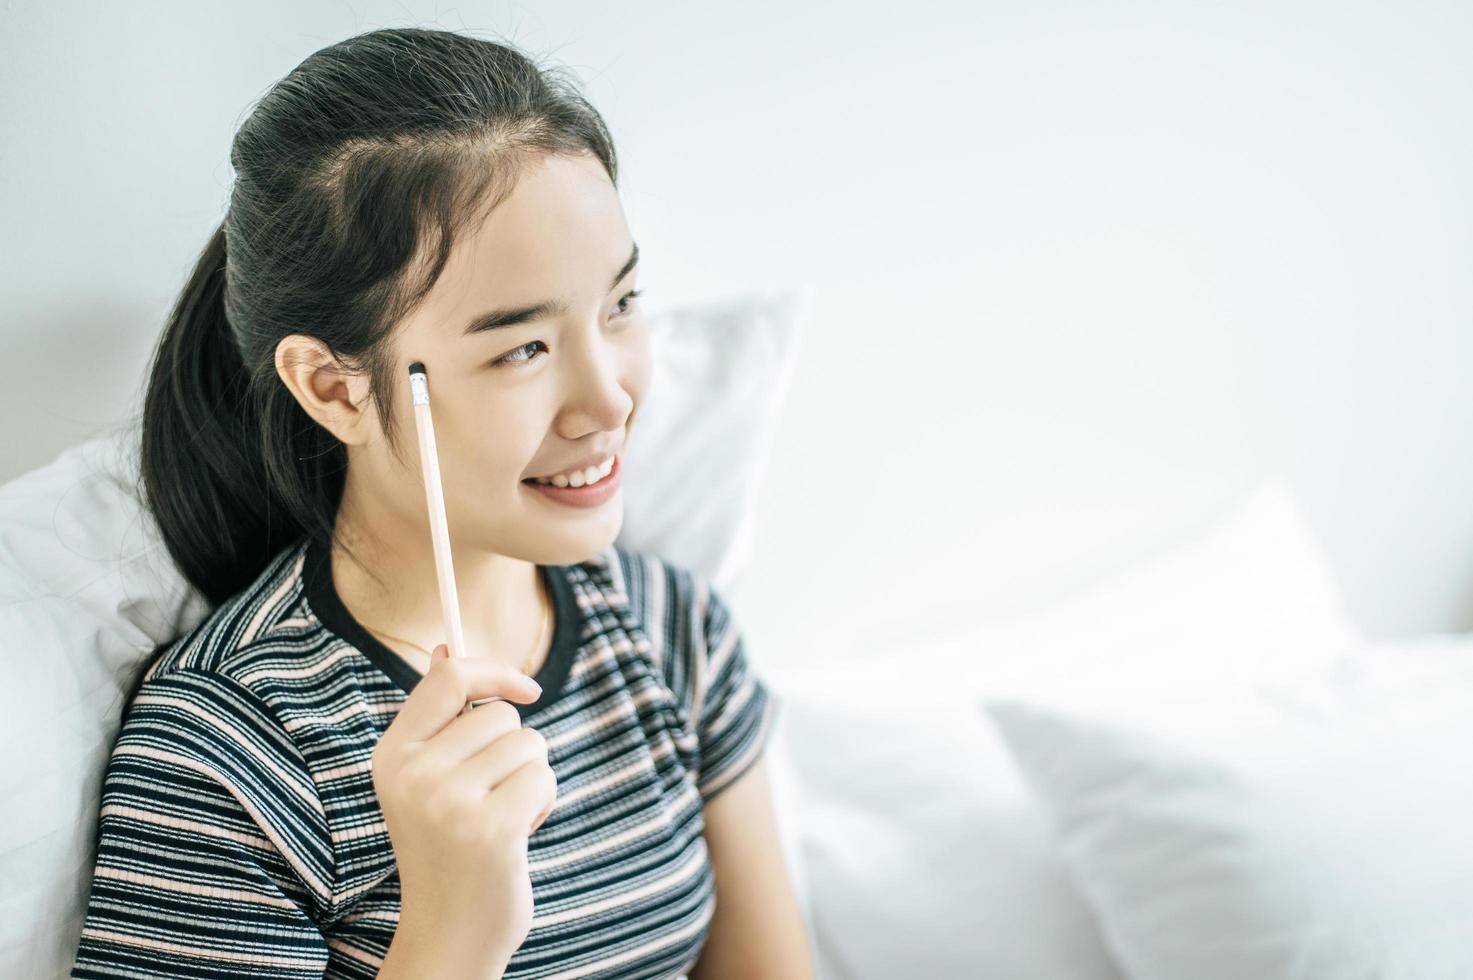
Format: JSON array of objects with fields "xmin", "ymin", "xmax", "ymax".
[{"xmin": 71, "ymin": 537, "xmax": 776, "ymax": 979}]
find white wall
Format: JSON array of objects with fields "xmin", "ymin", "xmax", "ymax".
[{"xmin": 3, "ymin": 0, "xmax": 1471, "ymax": 660}]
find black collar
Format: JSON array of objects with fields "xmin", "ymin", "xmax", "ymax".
[{"xmin": 301, "ymin": 535, "xmax": 582, "ymax": 717}]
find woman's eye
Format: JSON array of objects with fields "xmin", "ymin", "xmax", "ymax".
[
  {"xmin": 495, "ymin": 340, "xmax": 547, "ymax": 367},
  {"xmin": 613, "ymin": 288, "xmax": 642, "ymax": 317},
  {"xmin": 492, "ymin": 289, "xmax": 643, "ymax": 368}
]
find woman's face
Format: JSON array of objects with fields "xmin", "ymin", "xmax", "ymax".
[{"xmin": 372, "ymin": 152, "xmax": 651, "ymax": 566}]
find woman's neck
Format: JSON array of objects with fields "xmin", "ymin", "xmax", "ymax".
[{"xmin": 326, "ymin": 513, "xmax": 552, "ymax": 677}]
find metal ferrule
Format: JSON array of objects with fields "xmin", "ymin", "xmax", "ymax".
[{"xmin": 409, "ymin": 370, "xmax": 429, "ymax": 405}]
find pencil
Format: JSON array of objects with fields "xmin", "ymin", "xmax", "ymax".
[{"xmin": 407, "ymin": 360, "xmax": 474, "ymax": 716}]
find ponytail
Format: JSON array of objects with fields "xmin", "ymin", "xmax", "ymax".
[{"xmin": 137, "ymin": 221, "xmax": 304, "ymax": 607}]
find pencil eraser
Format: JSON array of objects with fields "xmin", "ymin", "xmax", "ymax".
[{"xmin": 408, "ymin": 360, "xmax": 426, "ymax": 376}]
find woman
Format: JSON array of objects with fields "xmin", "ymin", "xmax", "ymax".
[{"xmin": 73, "ymin": 26, "xmax": 811, "ymax": 979}]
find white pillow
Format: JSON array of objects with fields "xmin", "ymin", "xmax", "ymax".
[
  {"xmin": 777, "ymin": 686, "xmax": 1127, "ymax": 980},
  {"xmin": 0, "ymin": 285, "xmax": 811, "ymax": 980},
  {"xmin": 985, "ymin": 633, "xmax": 1473, "ymax": 980},
  {"xmin": 616, "ymin": 285, "xmax": 811, "ymax": 606},
  {"xmin": 962, "ymin": 478, "xmax": 1362, "ymax": 704},
  {"xmin": 760, "ymin": 479, "xmax": 1361, "ymax": 980},
  {"xmin": 0, "ymin": 431, "xmax": 206, "ymax": 979}
]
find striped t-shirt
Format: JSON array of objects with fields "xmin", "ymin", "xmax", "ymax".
[{"xmin": 71, "ymin": 535, "xmax": 777, "ymax": 979}]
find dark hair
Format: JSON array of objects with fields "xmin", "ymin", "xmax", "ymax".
[{"xmin": 124, "ymin": 26, "xmax": 618, "ymax": 709}]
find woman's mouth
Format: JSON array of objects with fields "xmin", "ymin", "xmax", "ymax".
[{"xmin": 520, "ymin": 453, "xmax": 622, "ymax": 508}]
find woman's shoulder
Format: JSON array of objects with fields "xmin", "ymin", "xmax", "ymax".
[
  {"xmin": 110, "ymin": 561, "xmax": 332, "ymax": 867},
  {"xmin": 129, "ymin": 537, "xmax": 321, "ymax": 727},
  {"xmin": 575, "ymin": 543, "xmax": 740, "ymax": 678},
  {"xmin": 113, "ymin": 540, "xmax": 331, "ymax": 841},
  {"xmin": 579, "ymin": 542, "xmax": 716, "ymax": 611},
  {"xmin": 103, "ymin": 640, "xmax": 338, "ymax": 927},
  {"xmin": 584, "ymin": 544, "xmax": 773, "ymax": 803}
]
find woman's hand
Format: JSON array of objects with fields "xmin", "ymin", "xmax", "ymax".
[{"xmin": 372, "ymin": 644, "xmax": 556, "ymax": 970}]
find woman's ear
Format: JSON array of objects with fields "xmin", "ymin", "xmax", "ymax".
[{"xmin": 274, "ymin": 335, "xmax": 377, "ymax": 446}]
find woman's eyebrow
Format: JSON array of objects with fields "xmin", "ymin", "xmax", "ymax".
[{"xmin": 462, "ymin": 241, "xmax": 639, "ymax": 335}]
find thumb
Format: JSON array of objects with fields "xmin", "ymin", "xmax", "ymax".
[{"xmin": 431, "ymin": 643, "xmax": 448, "ymax": 662}]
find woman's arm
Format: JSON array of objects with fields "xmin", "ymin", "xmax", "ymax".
[
  {"xmin": 675, "ymin": 566, "xmax": 814, "ymax": 978},
  {"xmin": 691, "ymin": 754, "xmax": 814, "ymax": 980}
]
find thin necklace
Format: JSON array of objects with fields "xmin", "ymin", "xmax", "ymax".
[{"xmin": 361, "ymin": 571, "xmax": 551, "ymax": 676}]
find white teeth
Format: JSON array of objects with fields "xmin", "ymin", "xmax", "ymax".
[{"xmin": 532, "ymin": 455, "xmax": 614, "ymax": 488}]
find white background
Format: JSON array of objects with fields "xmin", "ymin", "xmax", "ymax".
[{"xmin": 3, "ymin": 0, "xmax": 1470, "ymax": 665}]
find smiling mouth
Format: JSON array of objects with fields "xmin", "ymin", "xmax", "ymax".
[
  {"xmin": 518, "ymin": 453, "xmax": 623, "ymax": 506},
  {"xmin": 521, "ymin": 454, "xmax": 618, "ymax": 488}
]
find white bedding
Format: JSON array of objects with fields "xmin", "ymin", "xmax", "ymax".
[
  {"xmin": 988, "ymin": 633, "xmax": 1473, "ymax": 979},
  {"xmin": 762, "ymin": 480, "xmax": 1365, "ymax": 978}
]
